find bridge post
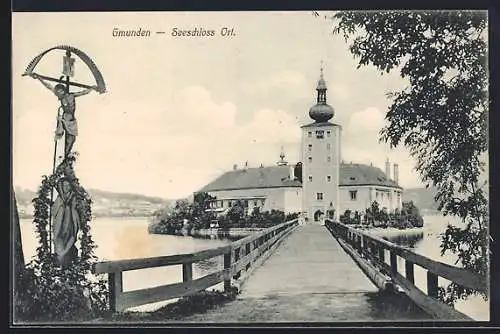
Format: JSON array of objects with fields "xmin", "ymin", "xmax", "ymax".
[
  {"xmin": 427, "ymin": 271, "xmax": 439, "ymax": 298},
  {"xmin": 182, "ymin": 262, "xmax": 193, "ymax": 282},
  {"xmin": 224, "ymin": 252, "xmax": 232, "ymax": 292},
  {"xmin": 405, "ymin": 260, "xmax": 415, "ymax": 284},
  {"xmin": 390, "ymin": 252, "xmax": 398, "ymax": 274},
  {"xmin": 378, "ymin": 247, "xmax": 385, "ymax": 263},
  {"xmin": 233, "ymin": 247, "xmax": 241, "ymax": 279},
  {"xmin": 108, "ymin": 272, "xmax": 123, "ymax": 313}
]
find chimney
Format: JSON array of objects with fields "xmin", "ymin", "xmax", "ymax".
[
  {"xmin": 385, "ymin": 158, "xmax": 391, "ymax": 179},
  {"xmin": 393, "ymin": 163, "xmax": 399, "ymax": 184}
]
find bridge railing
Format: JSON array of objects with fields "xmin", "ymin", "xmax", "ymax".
[
  {"xmin": 93, "ymin": 219, "xmax": 299, "ymax": 312},
  {"xmin": 325, "ymin": 220, "xmax": 488, "ymax": 320}
]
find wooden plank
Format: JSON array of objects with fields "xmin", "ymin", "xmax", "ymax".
[
  {"xmin": 329, "ymin": 231, "xmax": 472, "ymax": 320},
  {"xmin": 116, "ymin": 268, "xmax": 232, "ymax": 312},
  {"xmin": 391, "ymin": 270, "xmax": 472, "ymax": 320},
  {"xmin": 94, "ymin": 220, "xmax": 298, "ymax": 275},
  {"xmin": 331, "ymin": 221, "xmax": 486, "ymax": 293}
]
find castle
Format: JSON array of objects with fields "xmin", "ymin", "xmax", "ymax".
[{"xmin": 197, "ymin": 68, "xmax": 403, "ymax": 222}]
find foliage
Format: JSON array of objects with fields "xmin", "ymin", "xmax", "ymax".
[
  {"xmin": 227, "ymin": 200, "xmax": 245, "ymax": 226},
  {"xmin": 402, "ymin": 201, "xmax": 424, "ymax": 228},
  {"xmin": 150, "ymin": 194, "xmax": 299, "ymax": 235},
  {"xmin": 332, "ymin": 10, "xmax": 488, "ymax": 304},
  {"xmin": 15, "ymin": 157, "xmax": 109, "ymax": 322},
  {"xmin": 149, "ymin": 193, "xmax": 218, "ymax": 235}
]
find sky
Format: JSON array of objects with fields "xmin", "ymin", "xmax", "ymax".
[{"xmin": 12, "ymin": 11, "xmax": 430, "ymax": 199}]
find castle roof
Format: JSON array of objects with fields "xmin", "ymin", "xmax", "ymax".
[
  {"xmin": 198, "ymin": 165, "xmax": 301, "ymax": 192},
  {"xmin": 197, "ymin": 163, "xmax": 402, "ymax": 193},
  {"xmin": 339, "ymin": 163, "xmax": 402, "ymax": 189}
]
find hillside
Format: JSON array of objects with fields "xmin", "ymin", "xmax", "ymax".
[
  {"xmin": 403, "ymin": 187, "xmax": 440, "ymax": 214},
  {"xmin": 14, "ymin": 187, "xmax": 173, "ymax": 219}
]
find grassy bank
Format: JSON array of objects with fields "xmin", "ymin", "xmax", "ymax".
[{"xmin": 95, "ymin": 288, "xmax": 239, "ymax": 323}]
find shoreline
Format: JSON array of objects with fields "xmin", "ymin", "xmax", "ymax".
[{"xmin": 149, "ymin": 227, "xmax": 263, "ymax": 238}]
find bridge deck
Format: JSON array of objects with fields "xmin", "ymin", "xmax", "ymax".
[{"xmin": 179, "ymin": 224, "xmax": 431, "ymax": 322}]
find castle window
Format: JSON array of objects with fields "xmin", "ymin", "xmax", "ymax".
[
  {"xmin": 317, "ymin": 193, "xmax": 324, "ymax": 200},
  {"xmin": 244, "ymin": 200, "xmax": 249, "ymax": 207},
  {"xmin": 327, "ymin": 130, "xmax": 331, "ymax": 137},
  {"xmin": 254, "ymin": 200, "xmax": 258, "ymax": 207},
  {"xmin": 327, "ymin": 175, "xmax": 331, "ymax": 182},
  {"xmin": 327, "ymin": 156, "xmax": 331, "ymax": 163},
  {"xmin": 308, "ymin": 157, "xmax": 312, "ymax": 163},
  {"xmin": 308, "ymin": 131, "xmax": 312, "ymax": 138},
  {"xmin": 326, "ymin": 143, "xmax": 331, "ymax": 150},
  {"xmin": 228, "ymin": 201, "xmax": 232, "ymax": 207},
  {"xmin": 308, "ymin": 144, "xmax": 312, "ymax": 152},
  {"xmin": 308, "ymin": 175, "xmax": 313, "ymax": 182},
  {"xmin": 316, "ymin": 130, "xmax": 324, "ymax": 139},
  {"xmin": 350, "ymin": 190, "xmax": 358, "ymax": 201}
]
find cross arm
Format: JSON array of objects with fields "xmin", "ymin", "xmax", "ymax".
[{"xmin": 23, "ymin": 73, "xmax": 95, "ymax": 90}]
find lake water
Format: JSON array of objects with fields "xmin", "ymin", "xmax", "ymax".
[{"xmin": 19, "ymin": 214, "xmax": 489, "ymax": 320}]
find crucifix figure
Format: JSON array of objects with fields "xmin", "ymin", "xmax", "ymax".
[{"xmin": 30, "ymin": 73, "xmax": 98, "ymax": 158}]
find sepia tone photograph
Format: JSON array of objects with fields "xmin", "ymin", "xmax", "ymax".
[{"xmin": 11, "ymin": 10, "xmax": 489, "ymax": 325}]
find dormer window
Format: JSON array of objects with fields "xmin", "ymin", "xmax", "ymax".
[{"xmin": 316, "ymin": 130, "xmax": 324, "ymax": 139}]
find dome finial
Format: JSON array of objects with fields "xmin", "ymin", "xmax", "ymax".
[
  {"xmin": 277, "ymin": 146, "xmax": 288, "ymax": 166},
  {"xmin": 309, "ymin": 62, "xmax": 334, "ymax": 122}
]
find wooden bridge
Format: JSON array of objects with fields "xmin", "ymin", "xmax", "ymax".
[{"xmin": 93, "ymin": 219, "xmax": 487, "ymax": 322}]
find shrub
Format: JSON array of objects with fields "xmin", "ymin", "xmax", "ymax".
[{"xmin": 15, "ymin": 157, "xmax": 109, "ymax": 323}]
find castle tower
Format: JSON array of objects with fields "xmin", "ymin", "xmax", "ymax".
[{"xmin": 300, "ymin": 64, "xmax": 341, "ymax": 222}]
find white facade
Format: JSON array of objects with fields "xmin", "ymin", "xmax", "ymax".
[
  {"xmin": 206, "ymin": 186, "xmax": 302, "ymax": 215},
  {"xmin": 301, "ymin": 124, "xmax": 342, "ymax": 222},
  {"xmin": 339, "ymin": 185, "xmax": 403, "ymax": 214}
]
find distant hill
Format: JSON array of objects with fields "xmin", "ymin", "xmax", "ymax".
[
  {"xmin": 13, "ymin": 187, "xmax": 174, "ymax": 219},
  {"xmin": 403, "ymin": 187, "xmax": 440, "ymax": 214}
]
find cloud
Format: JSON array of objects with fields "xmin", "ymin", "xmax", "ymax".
[
  {"xmin": 241, "ymin": 70, "xmax": 306, "ymax": 96},
  {"xmin": 346, "ymin": 107, "xmax": 386, "ymax": 134}
]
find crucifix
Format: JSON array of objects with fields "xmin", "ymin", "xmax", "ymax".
[{"xmin": 24, "ymin": 45, "xmax": 106, "ymax": 264}]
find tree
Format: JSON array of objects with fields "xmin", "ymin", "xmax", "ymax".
[
  {"xmin": 227, "ymin": 200, "xmax": 245, "ymax": 226},
  {"xmin": 331, "ymin": 10, "xmax": 488, "ymax": 305},
  {"xmin": 402, "ymin": 201, "xmax": 424, "ymax": 228}
]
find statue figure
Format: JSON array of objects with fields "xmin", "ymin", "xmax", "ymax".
[
  {"xmin": 51, "ymin": 161, "xmax": 80, "ymax": 267},
  {"xmin": 30, "ymin": 73, "xmax": 98, "ymax": 158}
]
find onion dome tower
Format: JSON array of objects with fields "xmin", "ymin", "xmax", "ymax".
[{"xmin": 300, "ymin": 62, "xmax": 341, "ymax": 223}]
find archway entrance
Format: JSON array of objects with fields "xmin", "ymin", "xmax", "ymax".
[{"xmin": 314, "ymin": 210, "xmax": 324, "ymax": 222}]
